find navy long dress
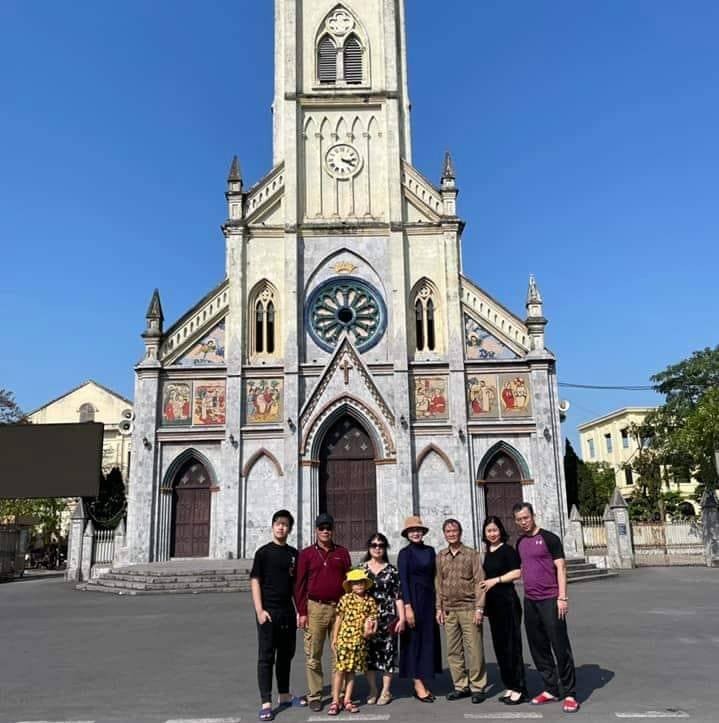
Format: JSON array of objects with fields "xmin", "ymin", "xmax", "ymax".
[{"xmin": 398, "ymin": 541, "xmax": 442, "ymax": 680}]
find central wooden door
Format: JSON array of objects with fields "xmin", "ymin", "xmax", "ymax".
[
  {"xmin": 171, "ymin": 460, "xmax": 211, "ymax": 557},
  {"xmin": 319, "ymin": 415, "xmax": 377, "ymax": 550},
  {"xmin": 483, "ymin": 452, "xmax": 524, "ymax": 544}
]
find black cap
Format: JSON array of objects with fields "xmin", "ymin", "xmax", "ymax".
[{"xmin": 315, "ymin": 513, "xmax": 334, "ymax": 528}]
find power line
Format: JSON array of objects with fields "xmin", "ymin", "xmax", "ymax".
[{"xmin": 559, "ymin": 382, "xmax": 654, "ymax": 391}]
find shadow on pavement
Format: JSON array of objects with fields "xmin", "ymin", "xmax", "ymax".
[{"xmin": 576, "ymin": 663, "xmax": 615, "ymax": 702}]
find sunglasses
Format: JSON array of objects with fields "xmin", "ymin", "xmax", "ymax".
[
  {"xmin": 317, "ymin": 525, "xmax": 333, "ymax": 532},
  {"xmin": 369, "ymin": 542, "xmax": 386, "ymax": 548}
]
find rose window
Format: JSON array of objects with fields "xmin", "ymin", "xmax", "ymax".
[{"xmin": 307, "ymin": 277, "xmax": 386, "ymax": 352}]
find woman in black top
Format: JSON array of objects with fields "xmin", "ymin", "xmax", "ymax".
[{"xmin": 479, "ymin": 516, "xmax": 528, "ymax": 705}]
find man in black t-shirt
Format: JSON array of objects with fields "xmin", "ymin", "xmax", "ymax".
[{"xmin": 251, "ymin": 509, "xmax": 299, "ymax": 720}]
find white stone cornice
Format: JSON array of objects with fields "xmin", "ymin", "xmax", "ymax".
[
  {"xmin": 401, "ymin": 160, "xmax": 443, "ymax": 219},
  {"xmin": 460, "ymin": 275, "xmax": 531, "ymax": 354},
  {"xmin": 245, "ymin": 163, "xmax": 285, "ymax": 223}
]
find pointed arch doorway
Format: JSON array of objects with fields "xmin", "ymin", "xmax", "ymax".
[
  {"xmin": 170, "ymin": 459, "xmax": 211, "ymax": 557},
  {"xmin": 482, "ymin": 450, "xmax": 526, "ymax": 544},
  {"xmin": 319, "ymin": 415, "xmax": 377, "ymax": 550}
]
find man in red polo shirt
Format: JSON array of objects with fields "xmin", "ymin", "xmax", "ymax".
[{"xmin": 294, "ymin": 513, "xmax": 352, "ymax": 712}]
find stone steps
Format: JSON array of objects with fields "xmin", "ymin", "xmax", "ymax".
[
  {"xmin": 77, "ymin": 560, "xmax": 253, "ymax": 595},
  {"xmin": 566, "ymin": 557, "xmax": 617, "ymax": 584}
]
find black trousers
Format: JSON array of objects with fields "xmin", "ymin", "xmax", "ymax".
[
  {"xmin": 257, "ymin": 607, "xmax": 297, "ymax": 704},
  {"xmin": 523, "ymin": 597, "xmax": 576, "ymax": 698},
  {"xmin": 487, "ymin": 592, "xmax": 527, "ymax": 694}
]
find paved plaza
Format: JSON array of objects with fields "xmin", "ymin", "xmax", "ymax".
[{"xmin": 1, "ymin": 567, "xmax": 717, "ymax": 723}]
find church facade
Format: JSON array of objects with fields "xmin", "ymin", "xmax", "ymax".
[{"xmin": 125, "ymin": 0, "xmax": 567, "ymax": 563}]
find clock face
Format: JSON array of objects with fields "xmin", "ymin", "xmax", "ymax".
[{"xmin": 325, "ymin": 144, "xmax": 362, "ymax": 178}]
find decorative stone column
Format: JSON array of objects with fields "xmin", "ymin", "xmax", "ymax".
[
  {"xmin": 603, "ymin": 504, "xmax": 622, "ymax": 570},
  {"xmin": 64, "ymin": 500, "xmax": 87, "ymax": 582},
  {"xmin": 610, "ymin": 488, "xmax": 634, "ymax": 569},
  {"xmin": 113, "ymin": 518, "xmax": 126, "ymax": 568},
  {"xmin": 80, "ymin": 519, "xmax": 94, "ymax": 582},
  {"xmin": 700, "ymin": 489, "xmax": 719, "ymax": 568},
  {"xmin": 564, "ymin": 505, "xmax": 585, "ymax": 560}
]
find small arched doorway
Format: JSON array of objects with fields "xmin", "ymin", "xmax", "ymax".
[
  {"xmin": 319, "ymin": 415, "xmax": 377, "ymax": 550},
  {"xmin": 482, "ymin": 451, "xmax": 525, "ymax": 543},
  {"xmin": 170, "ymin": 459, "xmax": 211, "ymax": 557}
]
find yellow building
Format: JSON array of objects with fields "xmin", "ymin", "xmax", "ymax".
[
  {"xmin": 577, "ymin": 407, "xmax": 699, "ymax": 508},
  {"xmin": 27, "ymin": 380, "xmax": 133, "ymax": 481}
]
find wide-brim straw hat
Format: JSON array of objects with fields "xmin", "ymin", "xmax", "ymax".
[
  {"xmin": 401, "ymin": 515, "xmax": 429, "ymax": 538},
  {"xmin": 343, "ymin": 567, "xmax": 373, "ymax": 593}
]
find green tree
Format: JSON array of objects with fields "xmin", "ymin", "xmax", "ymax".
[
  {"xmin": 577, "ymin": 461, "xmax": 616, "ymax": 516},
  {"xmin": 0, "ymin": 388, "xmax": 26, "ymax": 424},
  {"xmin": 84, "ymin": 467, "xmax": 127, "ymax": 529}
]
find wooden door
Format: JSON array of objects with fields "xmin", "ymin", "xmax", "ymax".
[
  {"xmin": 171, "ymin": 461, "xmax": 211, "ymax": 557},
  {"xmin": 319, "ymin": 416, "xmax": 377, "ymax": 550},
  {"xmin": 484, "ymin": 453, "xmax": 524, "ymax": 544}
]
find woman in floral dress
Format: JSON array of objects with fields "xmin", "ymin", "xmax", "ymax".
[{"xmin": 363, "ymin": 532, "xmax": 405, "ymax": 705}]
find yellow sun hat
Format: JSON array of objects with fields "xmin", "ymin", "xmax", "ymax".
[{"xmin": 343, "ymin": 567, "xmax": 373, "ymax": 593}]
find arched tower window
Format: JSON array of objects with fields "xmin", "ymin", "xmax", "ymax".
[
  {"xmin": 79, "ymin": 403, "xmax": 95, "ymax": 423},
  {"xmin": 250, "ymin": 281, "xmax": 279, "ymax": 358},
  {"xmin": 343, "ymin": 34, "xmax": 363, "ymax": 84},
  {"xmin": 318, "ymin": 35, "xmax": 337, "ymax": 84},
  {"xmin": 413, "ymin": 281, "xmax": 438, "ymax": 353}
]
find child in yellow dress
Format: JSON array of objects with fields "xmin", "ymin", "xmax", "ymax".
[{"xmin": 328, "ymin": 568, "xmax": 379, "ymax": 715}]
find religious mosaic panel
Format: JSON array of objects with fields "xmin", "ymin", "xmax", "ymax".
[
  {"xmin": 173, "ymin": 320, "xmax": 226, "ymax": 366},
  {"xmin": 464, "ymin": 315, "xmax": 518, "ymax": 360},
  {"xmin": 246, "ymin": 378, "xmax": 283, "ymax": 425},
  {"xmin": 193, "ymin": 381, "xmax": 226, "ymax": 426},
  {"xmin": 467, "ymin": 375, "xmax": 499, "ymax": 419},
  {"xmin": 161, "ymin": 382, "xmax": 192, "ymax": 426},
  {"xmin": 412, "ymin": 376, "xmax": 448, "ymax": 420},
  {"xmin": 499, "ymin": 374, "xmax": 532, "ymax": 416}
]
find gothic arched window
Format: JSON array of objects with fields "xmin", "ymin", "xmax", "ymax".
[
  {"xmin": 79, "ymin": 403, "xmax": 95, "ymax": 423},
  {"xmin": 250, "ymin": 282, "xmax": 279, "ymax": 358},
  {"xmin": 318, "ymin": 35, "xmax": 337, "ymax": 84},
  {"xmin": 343, "ymin": 34, "xmax": 363, "ymax": 84},
  {"xmin": 413, "ymin": 282, "xmax": 438, "ymax": 353}
]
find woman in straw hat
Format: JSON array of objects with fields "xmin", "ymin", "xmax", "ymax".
[{"xmin": 397, "ymin": 516, "xmax": 442, "ymax": 702}]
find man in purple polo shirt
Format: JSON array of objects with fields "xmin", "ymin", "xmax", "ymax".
[{"xmin": 514, "ymin": 502, "xmax": 579, "ymax": 714}]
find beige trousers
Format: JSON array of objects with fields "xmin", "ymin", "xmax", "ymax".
[
  {"xmin": 445, "ymin": 608, "xmax": 487, "ymax": 693},
  {"xmin": 304, "ymin": 600, "xmax": 338, "ymax": 702}
]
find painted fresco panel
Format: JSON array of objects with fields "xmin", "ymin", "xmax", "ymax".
[
  {"xmin": 499, "ymin": 374, "xmax": 532, "ymax": 417},
  {"xmin": 246, "ymin": 379, "xmax": 283, "ymax": 424},
  {"xmin": 193, "ymin": 382, "xmax": 227, "ymax": 425},
  {"xmin": 464, "ymin": 315, "xmax": 517, "ymax": 360},
  {"xmin": 412, "ymin": 376, "xmax": 448, "ymax": 420},
  {"xmin": 162, "ymin": 382, "xmax": 192, "ymax": 426},
  {"xmin": 467, "ymin": 375, "xmax": 499, "ymax": 419},
  {"xmin": 174, "ymin": 320, "xmax": 226, "ymax": 366}
]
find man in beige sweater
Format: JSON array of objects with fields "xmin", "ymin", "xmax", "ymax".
[{"xmin": 435, "ymin": 518, "xmax": 487, "ymax": 704}]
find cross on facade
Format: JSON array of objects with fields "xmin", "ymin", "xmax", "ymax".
[{"xmin": 340, "ymin": 358, "xmax": 353, "ymax": 385}]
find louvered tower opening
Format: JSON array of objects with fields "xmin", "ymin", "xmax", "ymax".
[
  {"xmin": 318, "ymin": 35, "xmax": 337, "ymax": 84},
  {"xmin": 343, "ymin": 35, "xmax": 363, "ymax": 84}
]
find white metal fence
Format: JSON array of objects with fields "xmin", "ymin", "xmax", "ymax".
[
  {"xmin": 632, "ymin": 520, "xmax": 703, "ymax": 566},
  {"xmin": 582, "ymin": 515, "xmax": 607, "ymax": 553},
  {"xmin": 91, "ymin": 528, "xmax": 116, "ymax": 565}
]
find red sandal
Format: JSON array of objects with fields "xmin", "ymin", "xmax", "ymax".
[
  {"xmin": 530, "ymin": 692, "xmax": 558, "ymax": 705},
  {"xmin": 343, "ymin": 700, "xmax": 360, "ymax": 714},
  {"xmin": 563, "ymin": 697, "xmax": 580, "ymax": 713},
  {"xmin": 327, "ymin": 702, "xmax": 341, "ymax": 716}
]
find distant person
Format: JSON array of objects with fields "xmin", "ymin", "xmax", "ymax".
[
  {"xmin": 397, "ymin": 516, "xmax": 442, "ymax": 702},
  {"xmin": 362, "ymin": 532, "xmax": 405, "ymax": 705},
  {"xmin": 250, "ymin": 510, "xmax": 299, "ymax": 722},
  {"xmin": 513, "ymin": 502, "xmax": 579, "ymax": 714},
  {"xmin": 479, "ymin": 516, "xmax": 527, "ymax": 705},
  {"xmin": 294, "ymin": 513, "xmax": 351, "ymax": 712},
  {"xmin": 435, "ymin": 518, "xmax": 487, "ymax": 704},
  {"xmin": 327, "ymin": 569, "xmax": 379, "ymax": 715}
]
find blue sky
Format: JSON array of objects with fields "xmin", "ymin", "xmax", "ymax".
[{"xmin": 1, "ymin": 1, "xmax": 717, "ymax": 451}]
